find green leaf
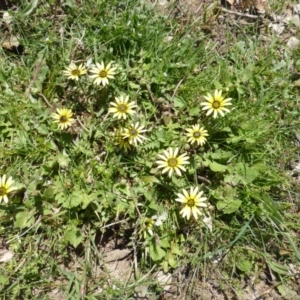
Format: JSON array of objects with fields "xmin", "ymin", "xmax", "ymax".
[
  {"xmin": 209, "ymin": 151, "xmax": 233, "ymax": 160},
  {"xmin": 267, "ymin": 261, "xmax": 289, "ymax": 276},
  {"xmin": 149, "ymin": 244, "xmax": 166, "ymax": 261},
  {"xmin": 63, "ymin": 0, "xmax": 75, "ymax": 7},
  {"xmin": 64, "ymin": 224, "xmax": 83, "ymax": 248},
  {"xmin": 31, "ymin": 65, "xmax": 49, "ymax": 94},
  {"xmin": 0, "ymin": 69, "xmax": 8, "ymax": 83},
  {"xmin": 21, "ymin": 0, "xmax": 39, "ymax": 16},
  {"xmin": 188, "ymin": 106, "xmax": 200, "ymax": 116},
  {"xmin": 277, "ymin": 284, "xmax": 298, "ymax": 299},
  {"xmin": 236, "ymin": 259, "xmax": 252, "ymax": 273},
  {"xmin": 209, "ymin": 162, "xmax": 227, "ymax": 172},
  {"xmin": 217, "ymin": 199, "xmax": 242, "ymax": 214},
  {"xmin": 81, "ymin": 192, "xmax": 97, "ymax": 209},
  {"xmin": 43, "ymin": 187, "xmax": 55, "ymax": 200},
  {"xmin": 56, "ymin": 153, "xmax": 71, "ymax": 168},
  {"xmin": 173, "ymin": 97, "xmax": 186, "ymax": 108},
  {"xmin": 167, "ymin": 253, "xmax": 177, "ymax": 268},
  {"xmin": 0, "ymin": 274, "xmax": 9, "ymax": 285},
  {"xmin": 141, "ymin": 176, "xmax": 160, "ymax": 184},
  {"xmin": 251, "ymin": 192, "xmax": 283, "ymax": 225},
  {"xmin": 235, "ymin": 163, "xmax": 259, "ymax": 184},
  {"xmin": 159, "ymin": 236, "xmax": 170, "ymax": 248},
  {"xmin": 224, "ymin": 174, "xmax": 241, "ymax": 186},
  {"xmin": 162, "ymin": 260, "xmax": 169, "ymax": 273},
  {"xmin": 171, "ymin": 244, "xmax": 182, "ymax": 256},
  {"xmin": 71, "ymin": 190, "xmax": 90, "ymax": 208},
  {"xmin": 128, "ymin": 81, "xmax": 140, "ymax": 89},
  {"xmin": 14, "ymin": 209, "xmax": 35, "ymax": 229}
]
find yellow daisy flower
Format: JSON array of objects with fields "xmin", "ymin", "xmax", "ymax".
[
  {"xmin": 51, "ymin": 108, "xmax": 75, "ymax": 130},
  {"xmin": 63, "ymin": 62, "xmax": 87, "ymax": 80},
  {"xmin": 185, "ymin": 124, "xmax": 208, "ymax": 146},
  {"xmin": 156, "ymin": 148, "xmax": 189, "ymax": 177},
  {"xmin": 108, "ymin": 95, "xmax": 137, "ymax": 120},
  {"xmin": 122, "ymin": 122, "xmax": 147, "ymax": 146},
  {"xmin": 200, "ymin": 89, "xmax": 232, "ymax": 118},
  {"xmin": 139, "ymin": 213, "xmax": 167, "ymax": 238},
  {"xmin": 0, "ymin": 175, "xmax": 17, "ymax": 204},
  {"xmin": 175, "ymin": 187, "xmax": 207, "ymax": 220},
  {"xmin": 144, "ymin": 217, "xmax": 155, "ymax": 236},
  {"xmin": 89, "ymin": 61, "xmax": 116, "ymax": 86},
  {"xmin": 115, "ymin": 129, "xmax": 131, "ymax": 152}
]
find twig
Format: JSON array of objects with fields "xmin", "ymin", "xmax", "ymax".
[
  {"xmin": 39, "ymin": 93, "xmax": 53, "ymax": 108},
  {"xmin": 25, "ymin": 53, "xmax": 46, "ymax": 96},
  {"xmin": 171, "ymin": 78, "xmax": 185, "ymax": 103},
  {"xmin": 128, "ymin": 264, "xmax": 156, "ymax": 288},
  {"xmin": 146, "ymin": 85, "xmax": 158, "ymax": 122},
  {"xmin": 7, "ymin": 216, "xmax": 42, "ymax": 244},
  {"xmin": 221, "ymin": 7, "xmax": 259, "ymax": 19},
  {"xmin": 198, "ymin": 175, "xmax": 212, "ymax": 185},
  {"xmin": 76, "ymin": 117, "xmax": 89, "ymax": 132},
  {"xmin": 100, "ymin": 219, "xmax": 129, "ymax": 230},
  {"xmin": 146, "ymin": 84, "xmax": 155, "ymax": 103}
]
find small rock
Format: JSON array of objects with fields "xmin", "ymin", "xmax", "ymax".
[
  {"xmin": 290, "ymin": 14, "xmax": 300, "ymax": 27},
  {"xmin": 103, "ymin": 249, "xmax": 131, "ymax": 263},
  {"xmin": 293, "ymin": 4, "xmax": 300, "ymax": 15},
  {"xmin": 269, "ymin": 23, "xmax": 285, "ymax": 35},
  {"xmin": 287, "ymin": 37, "xmax": 300, "ymax": 49},
  {"xmin": 159, "ymin": 0, "xmax": 167, "ymax": 5},
  {"xmin": 0, "ymin": 249, "xmax": 14, "ymax": 263},
  {"xmin": 156, "ymin": 271, "xmax": 172, "ymax": 292}
]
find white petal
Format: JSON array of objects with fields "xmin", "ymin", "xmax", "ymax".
[{"xmin": 173, "ymin": 148, "xmax": 179, "ymax": 157}]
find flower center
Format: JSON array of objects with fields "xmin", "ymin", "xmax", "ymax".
[
  {"xmin": 0, "ymin": 187, "xmax": 6, "ymax": 196},
  {"xmin": 187, "ymin": 198, "xmax": 195, "ymax": 207},
  {"xmin": 193, "ymin": 131, "xmax": 201, "ymax": 138},
  {"xmin": 130, "ymin": 129, "xmax": 138, "ymax": 137},
  {"xmin": 60, "ymin": 116, "xmax": 68, "ymax": 123},
  {"xmin": 145, "ymin": 219, "xmax": 153, "ymax": 228},
  {"xmin": 118, "ymin": 104, "xmax": 128, "ymax": 113},
  {"xmin": 212, "ymin": 100, "xmax": 221, "ymax": 109},
  {"xmin": 168, "ymin": 158, "xmax": 178, "ymax": 167},
  {"xmin": 99, "ymin": 70, "xmax": 108, "ymax": 78},
  {"xmin": 71, "ymin": 69, "xmax": 81, "ymax": 76}
]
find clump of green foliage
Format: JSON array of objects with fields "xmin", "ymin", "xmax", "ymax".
[{"xmin": 0, "ymin": 0, "xmax": 299, "ymax": 298}]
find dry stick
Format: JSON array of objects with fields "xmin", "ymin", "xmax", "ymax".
[
  {"xmin": 146, "ymin": 84, "xmax": 158, "ymax": 122},
  {"xmin": 100, "ymin": 219, "xmax": 129, "ymax": 230},
  {"xmin": 39, "ymin": 93, "xmax": 53, "ymax": 108},
  {"xmin": 76, "ymin": 117, "xmax": 89, "ymax": 132},
  {"xmin": 171, "ymin": 78, "xmax": 185, "ymax": 103},
  {"xmin": 25, "ymin": 59, "xmax": 44, "ymax": 97},
  {"xmin": 7, "ymin": 216, "xmax": 42, "ymax": 244},
  {"xmin": 221, "ymin": 7, "xmax": 259, "ymax": 19},
  {"xmin": 146, "ymin": 84, "xmax": 155, "ymax": 103},
  {"xmin": 127, "ymin": 264, "xmax": 156, "ymax": 288}
]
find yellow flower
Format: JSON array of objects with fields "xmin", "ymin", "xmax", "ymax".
[
  {"xmin": 144, "ymin": 217, "xmax": 155, "ymax": 236},
  {"xmin": 200, "ymin": 89, "xmax": 232, "ymax": 118},
  {"xmin": 0, "ymin": 175, "xmax": 17, "ymax": 204},
  {"xmin": 115, "ymin": 129, "xmax": 131, "ymax": 152},
  {"xmin": 175, "ymin": 187, "xmax": 207, "ymax": 220},
  {"xmin": 156, "ymin": 148, "xmax": 189, "ymax": 177},
  {"xmin": 122, "ymin": 122, "xmax": 147, "ymax": 146},
  {"xmin": 52, "ymin": 108, "xmax": 75, "ymax": 130},
  {"xmin": 63, "ymin": 62, "xmax": 87, "ymax": 80},
  {"xmin": 139, "ymin": 213, "xmax": 167, "ymax": 237},
  {"xmin": 89, "ymin": 61, "xmax": 116, "ymax": 86},
  {"xmin": 108, "ymin": 95, "xmax": 136, "ymax": 120},
  {"xmin": 185, "ymin": 124, "xmax": 208, "ymax": 146}
]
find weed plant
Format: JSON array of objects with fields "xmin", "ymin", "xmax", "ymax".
[{"xmin": 0, "ymin": 0, "xmax": 299, "ymax": 299}]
